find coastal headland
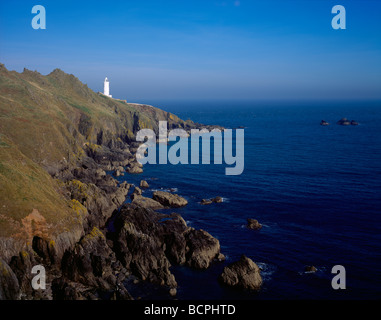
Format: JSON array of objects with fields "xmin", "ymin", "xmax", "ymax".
[{"xmin": 0, "ymin": 64, "xmax": 258, "ymax": 300}]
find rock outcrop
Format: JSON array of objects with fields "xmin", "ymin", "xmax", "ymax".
[
  {"xmin": 152, "ymin": 191, "xmax": 188, "ymax": 208},
  {"xmin": 0, "ymin": 64, "xmax": 224, "ymax": 300},
  {"xmin": 140, "ymin": 180, "xmax": 149, "ymax": 189},
  {"xmin": 200, "ymin": 197, "xmax": 223, "ymax": 205},
  {"xmin": 64, "ymin": 170, "xmax": 130, "ymax": 233},
  {"xmin": 201, "ymin": 199, "xmax": 213, "ymax": 205},
  {"xmin": 52, "ymin": 227, "xmax": 132, "ymax": 300},
  {"xmin": 131, "ymin": 195, "xmax": 164, "ymax": 210},
  {"xmin": 337, "ymin": 118, "xmax": 351, "ymax": 125},
  {"xmin": 0, "ymin": 258, "xmax": 20, "ymax": 300},
  {"xmin": 337, "ymin": 118, "xmax": 359, "ymax": 126},
  {"xmin": 219, "ymin": 255, "xmax": 262, "ymax": 291},
  {"xmin": 132, "ymin": 186, "xmax": 142, "ymax": 196},
  {"xmin": 247, "ymin": 219, "xmax": 262, "ymax": 230},
  {"xmin": 113, "ymin": 204, "xmax": 222, "ymax": 289},
  {"xmin": 184, "ymin": 229, "xmax": 221, "ymax": 269},
  {"xmin": 127, "ymin": 162, "xmax": 143, "ymax": 174},
  {"xmin": 212, "ymin": 196, "xmax": 223, "ymax": 203}
]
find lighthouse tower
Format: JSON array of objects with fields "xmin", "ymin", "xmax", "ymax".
[{"xmin": 103, "ymin": 77, "xmax": 112, "ymax": 98}]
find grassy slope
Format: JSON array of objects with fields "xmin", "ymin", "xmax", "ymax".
[{"xmin": 0, "ymin": 63, "xmax": 190, "ymax": 241}]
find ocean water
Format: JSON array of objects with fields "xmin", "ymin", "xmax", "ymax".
[{"xmin": 118, "ymin": 100, "xmax": 381, "ymax": 300}]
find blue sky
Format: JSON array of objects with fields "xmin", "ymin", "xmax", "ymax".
[{"xmin": 0, "ymin": 0, "xmax": 380, "ymax": 102}]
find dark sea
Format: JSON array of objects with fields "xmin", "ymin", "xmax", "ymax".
[{"xmin": 117, "ymin": 100, "xmax": 381, "ymax": 300}]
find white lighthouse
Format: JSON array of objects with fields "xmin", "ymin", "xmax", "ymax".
[{"xmin": 103, "ymin": 77, "xmax": 112, "ymax": 98}]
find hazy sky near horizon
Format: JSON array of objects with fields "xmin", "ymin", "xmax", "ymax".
[{"xmin": 0, "ymin": 0, "xmax": 380, "ymax": 102}]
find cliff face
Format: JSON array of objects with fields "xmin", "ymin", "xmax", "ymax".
[
  {"xmin": 0, "ymin": 64, "xmax": 224, "ymax": 300},
  {"xmin": 0, "ymin": 64, "xmax": 197, "ymax": 167},
  {"xmin": 0, "ymin": 64, "xmax": 193, "ymax": 248}
]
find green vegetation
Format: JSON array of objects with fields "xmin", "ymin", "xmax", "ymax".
[
  {"xmin": 68, "ymin": 102, "xmax": 92, "ymax": 114},
  {"xmin": 0, "ymin": 63, "xmax": 190, "ymax": 241},
  {"xmin": 0, "ymin": 138, "xmax": 9, "ymax": 147}
]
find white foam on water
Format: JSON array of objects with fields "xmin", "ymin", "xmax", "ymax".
[
  {"xmin": 149, "ymin": 188, "xmax": 178, "ymax": 193},
  {"xmin": 150, "ymin": 187, "xmax": 178, "ymax": 193},
  {"xmin": 257, "ymin": 262, "xmax": 276, "ymax": 281}
]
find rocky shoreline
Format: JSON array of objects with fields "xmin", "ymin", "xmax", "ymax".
[
  {"xmin": 0, "ymin": 142, "xmax": 262, "ymax": 300},
  {"xmin": 0, "ymin": 65, "xmax": 263, "ymax": 300}
]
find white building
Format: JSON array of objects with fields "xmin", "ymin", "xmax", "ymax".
[{"xmin": 103, "ymin": 77, "xmax": 112, "ymax": 97}]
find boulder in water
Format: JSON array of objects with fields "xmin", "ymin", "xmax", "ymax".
[
  {"xmin": 212, "ymin": 196, "xmax": 223, "ymax": 203},
  {"xmin": 305, "ymin": 265, "xmax": 317, "ymax": 273},
  {"xmin": 201, "ymin": 199, "xmax": 213, "ymax": 205},
  {"xmin": 247, "ymin": 218, "xmax": 262, "ymax": 230},
  {"xmin": 140, "ymin": 180, "xmax": 149, "ymax": 189},
  {"xmin": 200, "ymin": 196, "xmax": 223, "ymax": 205},
  {"xmin": 337, "ymin": 118, "xmax": 351, "ymax": 126},
  {"xmin": 152, "ymin": 191, "xmax": 188, "ymax": 208},
  {"xmin": 219, "ymin": 255, "xmax": 262, "ymax": 291}
]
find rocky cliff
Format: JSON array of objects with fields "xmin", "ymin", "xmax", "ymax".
[{"xmin": 0, "ymin": 64, "xmax": 224, "ymax": 299}]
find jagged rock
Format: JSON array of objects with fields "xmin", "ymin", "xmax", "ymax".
[
  {"xmin": 184, "ymin": 229, "xmax": 221, "ymax": 269},
  {"xmin": 113, "ymin": 205, "xmax": 176, "ymax": 287},
  {"xmin": 219, "ymin": 255, "xmax": 262, "ymax": 291},
  {"xmin": 247, "ymin": 219, "xmax": 262, "ymax": 230},
  {"xmin": 0, "ymin": 258, "xmax": 20, "ymax": 300},
  {"xmin": 112, "ymin": 182, "xmax": 130, "ymax": 207},
  {"xmin": 65, "ymin": 177, "xmax": 129, "ymax": 233},
  {"xmin": 95, "ymin": 168, "xmax": 106, "ymax": 177},
  {"xmin": 90, "ymin": 146, "xmax": 131, "ymax": 168},
  {"xmin": 132, "ymin": 186, "xmax": 142, "ymax": 196},
  {"xmin": 127, "ymin": 162, "xmax": 143, "ymax": 174},
  {"xmin": 113, "ymin": 204, "xmax": 222, "ymax": 288},
  {"xmin": 0, "ymin": 65, "xmax": 225, "ymax": 300},
  {"xmin": 60, "ymin": 228, "xmax": 115, "ymax": 286},
  {"xmin": 113, "ymin": 166, "xmax": 125, "ymax": 177},
  {"xmin": 32, "ymin": 236, "xmax": 58, "ymax": 265},
  {"xmin": 53, "ymin": 227, "xmax": 132, "ymax": 300},
  {"xmin": 140, "ymin": 180, "xmax": 149, "ymax": 189},
  {"xmin": 115, "ymin": 166, "xmax": 125, "ymax": 173},
  {"xmin": 9, "ymin": 251, "xmax": 34, "ymax": 298},
  {"xmin": 71, "ymin": 165, "xmax": 119, "ymax": 189},
  {"xmin": 131, "ymin": 195, "xmax": 164, "ymax": 210},
  {"xmin": 152, "ymin": 191, "xmax": 188, "ymax": 208}
]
